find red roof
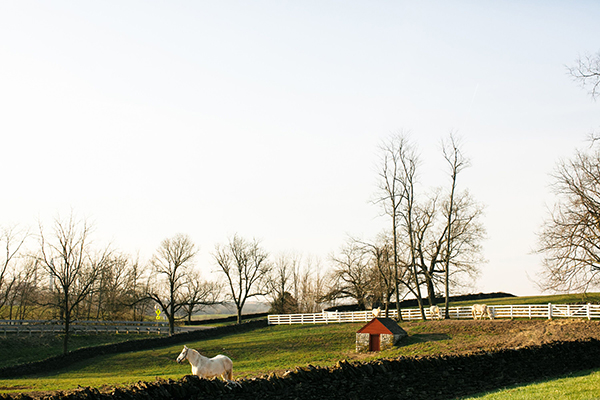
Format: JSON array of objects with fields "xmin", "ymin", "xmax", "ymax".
[{"xmin": 356, "ymin": 318, "xmax": 404, "ymax": 335}]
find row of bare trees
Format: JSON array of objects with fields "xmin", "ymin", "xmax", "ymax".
[
  {"xmin": 0, "ymin": 219, "xmax": 334, "ymax": 353},
  {"xmin": 325, "ymin": 133, "xmax": 486, "ymax": 319}
]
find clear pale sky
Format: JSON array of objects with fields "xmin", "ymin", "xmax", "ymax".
[{"xmin": 1, "ymin": 2, "xmax": 599, "ymax": 296}]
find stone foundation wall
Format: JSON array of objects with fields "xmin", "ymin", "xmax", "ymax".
[
  {"xmin": 355, "ymin": 332, "xmax": 369, "ymax": 352},
  {"xmin": 356, "ymin": 333, "xmax": 402, "ymax": 352},
  {"xmin": 380, "ymin": 333, "xmax": 396, "ymax": 350}
]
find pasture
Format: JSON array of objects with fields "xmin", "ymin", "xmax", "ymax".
[
  {"xmin": 461, "ymin": 369, "xmax": 600, "ymax": 399},
  {"xmin": 0, "ymin": 334, "xmax": 155, "ymax": 369},
  {"xmin": 3, "ymin": 318, "xmax": 600, "ymax": 396}
]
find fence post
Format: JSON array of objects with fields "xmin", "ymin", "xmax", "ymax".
[
  {"xmin": 588, "ymin": 303, "xmax": 591, "ymax": 320},
  {"xmin": 548, "ymin": 303, "xmax": 552, "ymax": 320}
]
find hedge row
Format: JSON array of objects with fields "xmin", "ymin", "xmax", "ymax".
[
  {"xmin": 0, "ymin": 319, "xmax": 268, "ymax": 378},
  {"xmin": 3, "ymin": 338, "xmax": 600, "ymax": 400}
]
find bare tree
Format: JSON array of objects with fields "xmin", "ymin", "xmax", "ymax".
[
  {"xmin": 401, "ymin": 136, "xmax": 485, "ymax": 314},
  {"xmin": 180, "ymin": 270, "xmax": 222, "ymax": 323},
  {"xmin": 441, "ymin": 135, "xmax": 465, "ymax": 316},
  {"xmin": 0, "ymin": 226, "xmax": 28, "ymax": 314},
  {"xmin": 327, "ymin": 238, "xmax": 373, "ymax": 309},
  {"xmin": 374, "ymin": 134, "xmax": 426, "ymax": 319},
  {"xmin": 5, "ymin": 258, "xmax": 39, "ymax": 320},
  {"xmin": 355, "ymin": 234, "xmax": 397, "ymax": 317},
  {"xmin": 123, "ymin": 255, "xmax": 152, "ymax": 321},
  {"xmin": 147, "ymin": 233, "xmax": 198, "ymax": 335},
  {"xmin": 569, "ymin": 51, "xmax": 600, "ymax": 100},
  {"xmin": 291, "ymin": 255, "xmax": 328, "ymax": 313},
  {"xmin": 267, "ymin": 254, "xmax": 299, "ymax": 314},
  {"xmin": 213, "ymin": 234, "xmax": 270, "ymax": 324},
  {"xmin": 537, "ymin": 143, "xmax": 600, "ymax": 292},
  {"xmin": 82, "ymin": 253, "xmax": 146, "ymax": 321},
  {"xmin": 36, "ymin": 214, "xmax": 109, "ymax": 354}
]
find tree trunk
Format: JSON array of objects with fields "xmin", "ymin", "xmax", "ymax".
[
  {"xmin": 426, "ymin": 276, "xmax": 436, "ymax": 307},
  {"xmin": 63, "ymin": 319, "xmax": 69, "ymax": 355}
]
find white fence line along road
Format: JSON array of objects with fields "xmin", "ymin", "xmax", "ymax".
[
  {"xmin": 267, "ymin": 303, "xmax": 600, "ymax": 325},
  {"xmin": 0, "ymin": 319, "xmax": 190, "ymax": 336}
]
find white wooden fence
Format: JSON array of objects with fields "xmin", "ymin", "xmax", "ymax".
[
  {"xmin": 0, "ymin": 319, "xmax": 176, "ymax": 335},
  {"xmin": 267, "ymin": 303, "xmax": 600, "ymax": 325}
]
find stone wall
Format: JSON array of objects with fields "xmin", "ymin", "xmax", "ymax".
[
  {"xmin": 355, "ymin": 332, "xmax": 369, "ymax": 352},
  {"xmin": 380, "ymin": 333, "xmax": 396, "ymax": 350}
]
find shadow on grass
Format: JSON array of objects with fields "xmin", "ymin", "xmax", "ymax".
[{"xmin": 399, "ymin": 333, "xmax": 451, "ymax": 347}]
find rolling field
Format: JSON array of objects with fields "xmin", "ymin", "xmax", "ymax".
[{"xmin": 3, "ymin": 294, "xmax": 600, "ymax": 398}]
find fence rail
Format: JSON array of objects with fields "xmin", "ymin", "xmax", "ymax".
[
  {"xmin": 0, "ymin": 319, "xmax": 175, "ymax": 335},
  {"xmin": 267, "ymin": 303, "xmax": 600, "ymax": 325}
]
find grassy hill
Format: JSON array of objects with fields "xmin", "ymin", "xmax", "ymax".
[{"xmin": 2, "ymin": 292, "xmax": 600, "ymax": 396}]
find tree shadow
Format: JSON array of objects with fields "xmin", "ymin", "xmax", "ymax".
[{"xmin": 397, "ymin": 333, "xmax": 451, "ymax": 347}]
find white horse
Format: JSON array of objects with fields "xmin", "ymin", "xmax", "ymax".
[
  {"xmin": 429, "ymin": 305, "xmax": 441, "ymax": 320},
  {"xmin": 176, "ymin": 345, "xmax": 233, "ymax": 381},
  {"xmin": 471, "ymin": 304, "xmax": 494, "ymax": 320}
]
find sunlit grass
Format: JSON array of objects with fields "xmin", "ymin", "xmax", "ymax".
[
  {"xmin": 0, "ymin": 323, "xmax": 367, "ymax": 393},
  {"xmin": 460, "ymin": 369, "xmax": 600, "ymax": 400},
  {"xmin": 0, "ymin": 334, "xmax": 158, "ymax": 368},
  {"xmin": 3, "ymin": 292, "xmax": 600, "ymax": 395}
]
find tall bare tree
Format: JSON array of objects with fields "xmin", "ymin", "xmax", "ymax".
[
  {"xmin": 538, "ymin": 142, "xmax": 600, "ymax": 292},
  {"xmin": 327, "ymin": 238, "xmax": 373, "ymax": 309},
  {"xmin": 440, "ymin": 134, "xmax": 485, "ymax": 317},
  {"xmin": 537, "ymin": 55, "xmax": 600, "ymax": 292},
  {"xmin": 374, "ymin": 134, "xmax": 426, "ymax": 319},
  {"xmin": 267, "ymin": 253, "xmax": 299, "ymax": 314},
  {"xmin": 36, "ymin": 214, "xmax": 110, "ymax": 354},
  {"xmin": 291, "ymin": 255, "xmax": 327, "ymax": 313},
  {"xmin": 180, "ymin": 270, "xmax": 222, "ymax": 323},
  {"xmin": 5, "ymin": 258, "xmax": 39, "ymax": 320},
  {"xmin": 122, "ymin": 255, "xmax": 152, "ymax": 321},
  {"xmin": 569, "ymin": 51, "xmax": 600, "ymax": 100},
  {"xmin": 0, "ymin": 226, "xmax": 28, "ymax": 315},
  {"xmin": 355, "ymin": 234, "xmax": 397, "ymax": 317},
  {"xmin": 213, "ymin": 234, "xmax": 270, "ymax": 324},
  {"xmin": 147, "ymin": 233, "xmax": 198, "ymax": 335}
]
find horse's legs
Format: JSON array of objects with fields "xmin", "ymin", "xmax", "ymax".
[{"xmin": 222, "ymin": 365, "xmax": 232, "ymax": 381}]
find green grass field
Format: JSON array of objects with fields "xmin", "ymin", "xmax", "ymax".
[
  {"xmin": 0, "ymin": 334, "xmax": 157, "ymax": 369},
  {"xmin": 0, "ymin": 323, "xmax": 369, "ymax": 393},
  {"xmin": 2, "ymin": 293, "xmax": 600, "ymax": 397},
  {"xmin": 460, "ymin": 370, "xmax": 600, "ymax": 400}
]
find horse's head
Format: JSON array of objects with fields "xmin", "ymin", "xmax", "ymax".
[{"xmin": 176, "ymin": 345, "xmax": 189, "ymax": 363}]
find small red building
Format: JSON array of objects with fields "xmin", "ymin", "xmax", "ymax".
[{"xmin": 356, "ymin": 318, "xmax": 407, "ymax": 352}]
